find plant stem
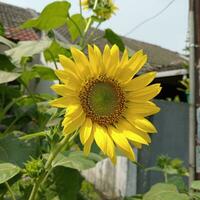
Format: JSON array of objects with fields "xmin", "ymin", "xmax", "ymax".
[
  {"xmin": 79, "ymin": 0, "xmax": 82, "ymax": 15},
  {"xmin": 44, "ymin": 134, "xmax": 70, "ymax": 169},
  {"xmin": 5, "ymin": 182, "xmax": 16, "ymax": 200},
  {"xmin": 80, "ymin": 0, "xmax": 98, "ymax": 47},
  {"xmin": 28, "ymin": 134, "xmax": 70, "ymax": 200},
  {"xmin": 3, "ymin": 115, "xmax": 21, "ymax": 134},
  {"xmin": 164, "ymin": 173, "xmax": 168, "ymax": 183},
  {"xmin": 82, "ymin": 22, "xmax": 102, "ymax": 48}
]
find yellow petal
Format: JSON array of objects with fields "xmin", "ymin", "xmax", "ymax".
[
  {"xmin": 93, "ymin": 123, "xmax": 116, "ymax": 162},
  {"xmin": 132, "ymin": 142, "xmax": 142, "ymax": 149},
  {"xmin": 63, "ymin": 112, "xmax": 85, "ymax": 134},
  {"xmin": 126, "ymin": 101, "xmax": 160, "ymax": 117},
  {"xmin": 120, "ymin": 48, "xmax": 129, "ymax": 66},
  {"xmin": 128, "ymin": 116, "xmax": 157, "ymax": 133},
  {"xmin": 108, "ymin": 126, "xmax": 135, "ymax": 161},
  {"xmin": 116, "ymin": 119, "xmax": 150, "ymax": 144},
  {"xmin": 84, "ymin": 130, "xmax": 94, "ymax": 155},
  {"xmin": 51, "ymin": 84, "xmax": 77, "ymax": 97},
  {"xmin": 65, "ymin": 104, "xmax": 82, "ymax": 117},
  {"xmin": 94, "ymin": 45, "xmax": 104, "ymax": 74},
  {"xmin": 54, "ymin": 70, "xmax": 81, "ymax": 89},
  {"xmin": 124, "ymin": 72, "xmax": 157, "ymax": 91},
  {"xmin": 115, "ymin": 48, "xmax": 129, "ymax": 78},
  {"xmin": 127, "ymin": 49, "xmax": 144, "ymax": 66},
  {"xmin": 71, "ymin": 47, "xmax": 89, "ymax": 68},
  {"xmin": 49, "ymin": 97, "xmax": 79, "ymax": 108},
  {"xmin": 58, "ymin": 55, "xmax": 77, "ymax": 74},
  {"xmin": 71, "ymin": 47, "xmax": 91, "ymax": 79},
  {"xmin": 117, "ymin": 50, "xmax": 147, "ymax": 83},
  {"xmin": 126, "ymin": 84, "xmax": 161, "ymax": 102},
  {"xmin": 79, "ymin": 118, "xmax": 93, "ymax": 144},
  {"xmin": 103, "ymin": 45, "xmax": 111, "ymax": 73},
  {"xmin": 107, "ymin": 45, "xmax": 120, "ymax": 77},
  {"xmin": 88, "ymin": 45, "xmax": 99, "ymax": 76}
]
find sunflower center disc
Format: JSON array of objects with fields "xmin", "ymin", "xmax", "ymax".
[{"xmin": 79, "ymin": 76, "xmax": 125, "ymax": 126}]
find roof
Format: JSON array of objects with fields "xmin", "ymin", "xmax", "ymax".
[
  {"xmin": 0, "ymin": 2, "xmax": 39, "ymax": 41},
  {"xmin": 0, "ymin": 2, "xmax": 187, "ymax": 73}
]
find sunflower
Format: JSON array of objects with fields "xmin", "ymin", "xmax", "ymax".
[
  {"xmin": 81, "ymin": 0, "xmax": 117, "ymax": 20},
  {"xmin": 50, "ymin": 45, "xmax": 161, "ymax": 164}
]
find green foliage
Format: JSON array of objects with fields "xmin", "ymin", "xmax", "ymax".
[
  {"xmin": 191, "ymin": 181, "xmax": 200, "ymax": 191},
  {"xmin": 0, "ymin": 163, "xmax": 20, "ymax": 184},
  {"xmin": 44, "ymin": 40, "xmax": 71, "ymax": 62},
  {"xmin": 0, "ymin": 134, "xmax": 39, "ymax": 167},
  {"xmin": 53, "ymin": 167, "xmax": 83, "ymax": 200},
  {"xmin": 50, "ymin": 151, "xmax": 103, "ymax": 171},
  {"xmin": 0, "ymin": 0, "xmax": 169, "ymax": 199},
  {"xmin": 104, "ymin": 28, "xmax": 125, "ymax": 51},
  {"xmin": 24, "ymin": 158, "xmax": 44, "ymax": 178},
  {"xmin": 0, "ymin": 70, "xmax": 20, "ymax": 84},
  {"xmin": 79, "ymin": 180, "xmax": 102, "ymax": 200},
  {"xmin": 5, "ymin": 39, "xmax": 52, "ymax": 63},
  {"xmin": 146, "ymin": 155, "xmax": 189, "ymax": 178},
  {"xmin": 143, "ymin": 183, "xmax": 189, "ymax": 200},
  {"xmin": 66, "ymin": 14, "xmax": 86, "ymax": 41},
  {"xmin": 21, "ymin": 1, "xmax": 71, "ymax": 31},
  {"xmin": 0, "ymin": 54, "xmax": 16, "ymax": 71},
  {"xmin": 33, "ymin": 65, "xmax": 57, "ymax": 80}
]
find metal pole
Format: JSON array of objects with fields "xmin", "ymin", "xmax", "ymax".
[{"xmin": 189, "ymin": 0, "xmax": 196, "ymax": 184}]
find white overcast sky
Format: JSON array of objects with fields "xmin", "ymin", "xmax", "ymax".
[{"xmin": 2, "ymin": 0, "xmax": 188, "ymax": 54}]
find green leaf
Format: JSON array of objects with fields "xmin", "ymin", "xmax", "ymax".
[
  {"xmin": 0, "ymin": 36, "xmax": 16, "ymax": 48},
  {"xmin": 5, "ymin": 39, "xmax": 52, "ymax": 63},
  {"xmin": 191, "ymin": 181, "xmax": 200, "ymax": 191},
  {"xmin": 0, "ymin": 54, "xmax": 16, "ymax": 71},
  {"xmin": 20, "ymin": 70, "xmax": 38, "ymax": 85},
  {"xmin": 0, "ymin": 163, "xmax": 20, "ymax": 184},
  {"xmin": 19, "ymin": 131, "xmax": 49, "ymax": 141},
  {"xmin": 66, "ymin": 14, "xmax": 86, "ymax": 41},
  {"xmin": 53, "ymin": 167, "xmax": 83, "ymax": 200},
  {"xmin": 143, "ymin": 183, "xmax": 189, "ymax": 200},
  {"xmin": 21, "ymin": 1, "xmax": 71, "ymax": 31},
  {"xmin": 50, "ymin": 151, "xmax": 102, "ymax": 171},
  {"xmin": 104, "ymin": 29, "xmax": 125, "ymax": 51},
  {"xmin": 0, "ymin": 70, "xmax": 20, "ymax": 84},
  {"xmin": 168, "ymin": 176, "xmax": 187, "ymax": 192},
  {"xmin": 33, "ymin": 65, "xmax": 57, "ymax": 80},
  {"xmin": 145, "ymin": 166, "xmax": 164, "ymax": 172},
  {"xmin": 44, "ymin": 40, "xmax": 71, "ymax": 62},
  {"xmin": 0, "ymin": 134, "xmax": 38, "ymax": 167}
]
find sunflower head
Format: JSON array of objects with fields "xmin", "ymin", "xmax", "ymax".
[
  {"xmin": 82, "ymin": 0, "xmax": 117, "ymax": 20},
  {"xmin": 50, "ymin": 44, "xmax": 161, "ymax": 164}
]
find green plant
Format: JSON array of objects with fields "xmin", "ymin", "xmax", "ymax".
[
  {"xmin": 0, "ymin": 1, "xmax": 122, "ymax": 199},
  {"xmin": 125, "ymin": 156, "xmax": 200, "ymax": 200}
]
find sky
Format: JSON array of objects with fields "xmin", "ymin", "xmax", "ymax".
[{"xmin": 2, "ymin": 0, "xmax": 188, "ymax": 54}]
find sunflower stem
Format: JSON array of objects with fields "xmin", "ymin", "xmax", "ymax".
[
  {"xmin": 79, "ymin": 0, "xmax": 82, "ymax": 15},
  {"xmin": 80, "ymin": 0, "xmax": 98, "ymax": 47},
  {"xmin": 28, "ymin": 134, "xmax": 70, "ymax": 200},
  {"xmin": 5, "ymin": 182, "xmax": 16, "ymax": 200},
  {"xmin": 44, "ymin": 134, "xmax": 70, "ymax": 169}
]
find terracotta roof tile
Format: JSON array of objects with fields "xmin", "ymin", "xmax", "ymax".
[{"xmin": 5, "ymin": 27, "xmax": 39, "ymax": 41}]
